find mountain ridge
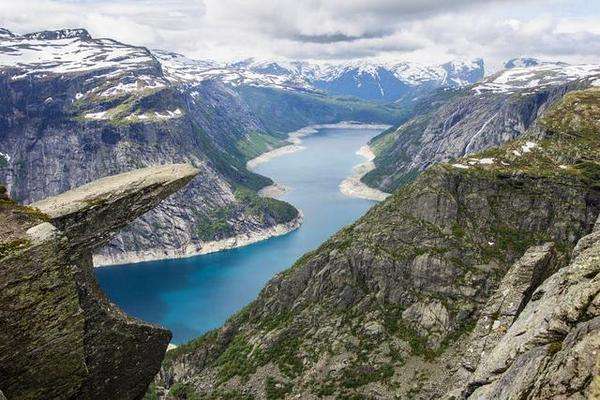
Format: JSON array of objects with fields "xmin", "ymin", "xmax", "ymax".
[
  {"xmin": 362, "ymin": 59, "xmax": 600, "ymax": 192},
  {"xmin": 155, "ymin": 87, "xmax": 600, "ymax": 399}
]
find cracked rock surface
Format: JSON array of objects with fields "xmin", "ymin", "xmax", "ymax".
[{"xmin": 0, "ymin": 163, "xmax": 197, "ymax": 400}]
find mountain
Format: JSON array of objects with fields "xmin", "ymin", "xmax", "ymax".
[
  {"xmin": 155, "ymin": 87, "xmax": 600, "ymax": 399},
  {"xmin": 0, "ymin": 28, "xmax": 409, "ymax": 264},
  {"xmin": 0, "ymin": 28, "xmax": 302, "ymax": 264},
  {"xmin": 362, "ymin": 60, "xmax": 600, "ymax": 192},
  {"xmin": 229, "ymin": 58, "xmax": 485, "ymax": 102},
  {"xmin": 503, "ymin": 56, "xmax": 568, "ymax": 69},
  {"xmin": 504, "ymin": 57, "xmax": 543, "ymax": 69}
]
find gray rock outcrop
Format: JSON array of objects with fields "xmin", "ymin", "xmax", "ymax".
[
  {"xmin": 0, "ymin": 163, "xmax": 197, "ymax": 400},
  {"xmin": 453, "ymin": 220, "xmax": 600, "ymax": 399}
]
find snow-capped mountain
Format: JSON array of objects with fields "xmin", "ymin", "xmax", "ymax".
[
  {"xmin": 0, "ymin": 27, "xmax": 170, "ymax": 107},
  {"xmin": 229, "ymin": 58, "xmax": 485, "ymax": 101},
  {"xmin": 0, "ymin": 27, "xmax": 483, "ymax": 102},
  {"xmin": 474, "ymin": 61, "xmax": 600, "ymax": 94},
  {"xmin": 503, "ymin": 57, "xmax": 569, "ymax": 69},
  {"xmin": 153, "ymin": 51, "xmax": 314, "ymax": 92}
]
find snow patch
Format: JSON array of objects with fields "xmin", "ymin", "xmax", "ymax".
[
  {"xmin": 521, "ymin": 141, "xmax": 537, "ymax": 153},
  {"xmin": 473, "ymin": 63, "xmax": 600, "ymax": 94},
  {"xmin": 84, "ymin": 111, "xmax": 109, "ymax": 120},
  {"xmin": 477, "ymin": 158, "xmax": 495, "ymax": 165},
  {"xmin": 452, "ymin": 163, "xmax": 470, "ymax": 169}
]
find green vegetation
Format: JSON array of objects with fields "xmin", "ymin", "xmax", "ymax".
[
  {"xmin": 237, "ymin": 86, "xmax": 407, "ymax": 134},
  {"xmin": 382, "ymin": 306, "xmax": 433, "ymax": 359},
  {"xmin": 341, "ymin": 363, "xmax": 394, "ymax": 389},
  {"xmin": 234, "ymin": 186, "xmax": 298, "ymax": 224},
  {"xmin": 163, "ymin": 329, "xmax": 219, "ymax": 369},
  {"xmin": 236, "ymin": 131, "xmax": 287, "ymax": 160},
  {"xmin": 73, "ymin": 86, "xmax": 175, "ymax": 126},
  {"xmin": 257, "ymin": 330, "xmax": 304, "ymax": 378},
  {"xmin": 194, "ymin": 206, "xmax": 235, "ymax": 241},
  {"xmin": 368, "ymin": 125, "xmax": 399, "ymax": 156},
  {"xmin": 215, "ymin": 335, "xmax": 257, "ymax": 383},
  {"xmin": 168, "ymin": 382, "xmax": 201, "ymax": 400},
  {"xmin": 143, "ymin": 383, "xmax": 159, "ymax": 400},
  {"xmin": 192, "ymin": 186, "xmax": 298, "ymax": 242},
  {"xmin": 191, "ymin": 124, "xmax": 273, "ymax": 191},
  {"xmin": 0, "ymin": 238, "xmax": 31, "ymax": 259},
  {"xmin": 206, "ymin": 389, "xmax": 255, "ymax": 400},
  {"xmin": 265, "ymin": 377, "xmax": 292, "ymax": 400}
]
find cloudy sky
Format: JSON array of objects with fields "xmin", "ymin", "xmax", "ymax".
[{"xmin": 1, "ymin": 0, "xmax": 599, "ymax": 70}]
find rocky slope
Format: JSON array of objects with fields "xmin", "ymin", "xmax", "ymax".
[
  {"xmin": 0, "ymin": 28, "xmax": 301, "ymax": 264},
  {"xmin": 363, "ymin": 61, "xmax": 600, "ymax": 192},
  {"xmin": 0, "ymin": 27, "xmax": 417, "ymax": 265},
  {"xmin": 154, "ymin": 88, "xmax": 600, "ymax": 399},
  {"xmin": 0, "ymin": 163, "xmax": 196, "ymax": 400}
]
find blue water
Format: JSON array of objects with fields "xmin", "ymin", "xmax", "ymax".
[{"xmin": 96, "ymin": 127, "xmax": 381, "ymax": 344}]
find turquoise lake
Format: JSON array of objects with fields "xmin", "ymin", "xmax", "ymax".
[{"xmin": 95, "ymin": 127, "xmax": 382, "ymax": 344}]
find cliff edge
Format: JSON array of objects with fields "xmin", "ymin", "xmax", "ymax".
[{"xmin": 0, "ymin": 163, "xmax": 198, "ymax": 400}]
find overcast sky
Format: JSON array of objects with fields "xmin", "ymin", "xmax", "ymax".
[{"xmin": 1, "ymin": 0, "xmax": 599, "ymax": 71}]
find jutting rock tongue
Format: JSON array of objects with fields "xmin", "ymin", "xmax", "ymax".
[{"xmin": 0, "ymin": 164, "xmax": 198, "ymax": 400}]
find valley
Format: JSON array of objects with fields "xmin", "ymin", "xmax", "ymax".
[
  {"xmin": 0, "ymin": 17, "xmax": 599, "ymax": 400},
  {"xmin": 96, "ymin": 125, "xmax": 385, "ymax": 343}
]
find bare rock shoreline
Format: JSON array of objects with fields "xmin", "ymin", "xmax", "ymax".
[
  {"xmin": 93, "ymin": 122, "xmax": 388, "ymax": 267},
  {"xmin": 339, "ymin": 145, "xmax": 391, "ymax": 202},
  {"xmin": 93, "ymin": 212, "xmax": 303, "ymax": 267}
]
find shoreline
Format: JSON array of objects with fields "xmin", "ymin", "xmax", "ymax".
[
  {"xmin": 257, "ymin": 182, "xmax": 289, "ymax": 198},
  {"xmin": 246, "ymin": 121, "xmax": 391, "ymax": 171},
  {"xmin": 93, "ymin": 212, "xmax": 303, "ymax": 267},
  {"xmin": 94, "ymin": 121, "xmax": 388, "ymax": 267},
  {"xmin": 339, "ymin": 145, "xmax": 391, "ymax": 202}
]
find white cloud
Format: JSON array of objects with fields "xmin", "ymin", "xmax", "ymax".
[{"xmin": 0, "ymin": 0, "xmax": 598, "ymax": 69}]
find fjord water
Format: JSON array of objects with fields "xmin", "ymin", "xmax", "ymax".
[{"xmin": 96, "ymin": 127, "xmax": 381, "ymax": 344}]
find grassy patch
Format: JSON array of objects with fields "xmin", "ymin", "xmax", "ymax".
[
  {"xmin": 236, "ymin": 131, "xmax": 286, "ymax": 160},
  {"xmin": 234, "ymin": 186, "xmax": 298, "ymax": 224},
  {"xmin": 0, "ymin": 238, "xmax": 31, "ymax": 259},
  {"xmin": 341, "ymin": 363, "xmax": 394, "ymax": 389},
  {"xmin": 265, "ymin": 376, "xmax": 292, "ymax": 400},
  {"xmin": 168, "ymin": 382, "xmax": 201, "ymax": 400},
  {"xmin": 215, "ymin": 335, "xmax": 257, "ymax": 383}
]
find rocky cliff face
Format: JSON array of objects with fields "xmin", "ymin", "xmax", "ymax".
[
  {"xmin": 364, "ymin": 62, "xmax": 600, "ymax": 192},
  {"xmin": 0, "ymin": 28, "xmax": 411, "ymax": 265},
  {"xmin": 155, "ymin": 88, "xmax": 600, "ymax": 399},
  {"xmin": 0, "ymin": 163, "xmax": 197, "ymax": 400},
  {"xmin": 0, "ymin": 28, "xmax": 305, "ymax": 265}
]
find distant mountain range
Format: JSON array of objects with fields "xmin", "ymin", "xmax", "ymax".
[
  {"xmin": 225, "ymin": 57, "xmax": 485, "ymax": 101},
  {"xmin": 153, "ymin": 52, "xmax": 485, "ymax": 102},
  {"xmin": 2, "ymin": 27, "xmax": 598, "ymax": 261},
  {"xmin": 0, "ymin": 27, "xmax": 483, "ymax": 104}
]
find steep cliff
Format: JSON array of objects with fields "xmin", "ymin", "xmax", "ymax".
[
  {"xmin": 0, "ymin": 164, "xmax": 197, "ymax": 400},
  {"xmin": 0, "ymin": 28, "xmax": 305, "ymax": 265},
  {"xmin": 155, "ymin": 88, "xmax": 600, "ymax": 399},
  {"xmin": 364, "ymin": 62, "xmax": 600, "ymax": 192}
]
